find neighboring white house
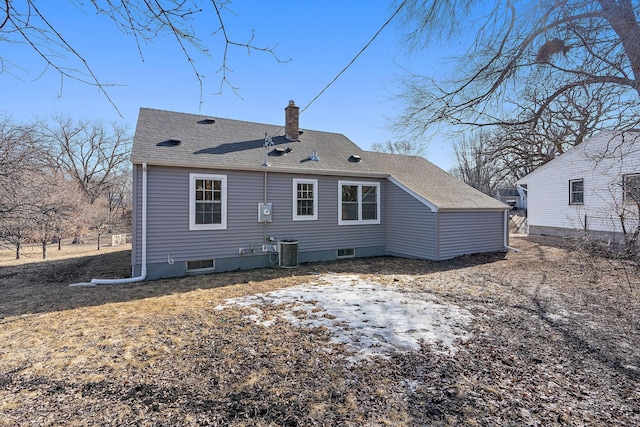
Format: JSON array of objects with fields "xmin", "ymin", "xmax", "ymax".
[{"xmin": 517, "ymin": 131, "xmax": 640, "ymax": 242}]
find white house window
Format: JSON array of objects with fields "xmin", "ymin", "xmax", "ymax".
[
  {"xmin": 624, "ymin": 173, "xmax": 640, "ymax": 204},
  {"xmin": 293, "ymin": 178, "xmax": 318, "ymax": 221},
  {"xmin": 338, "ymin": 181, "xmax": 381, "ymax": 225},
  {"xmin": 569, "ymin": 179, "xmax": 584, "ymax": 205},
  {"xmin": 189, "ymin": 173, "xmax": 227, "ymax": 230}
]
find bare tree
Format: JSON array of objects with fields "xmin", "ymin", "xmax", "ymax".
[
  {"xmin": 90, "ymin": 209, "xmax": 111, "ymax": 251},
  {"xmin": 104, "ymin": 169, "xmax": 131, "ymax": 233},
  {"xmin": 474, "ymin": 81, "xmax": 623, "ymax": 182},
  {"xmin": 370, "ymin": 140, "xmax": 426, "ymax": 156},
  {"xmin": 29, "ymin": 169, "xmax": 82, "ymax": 259},
  {"xmin": 1, "ymin": 213, "xmax": 33, "ymax": 259},
  {"xmin": 41, "ymin": 116, "xmax": 131, "ymax": 204},
  {"xmin": 0, "ymin": 117, "xmax": 41, "ymax": 217},
  {"xmin": 0, "ymin": 117, "xmax": 43, "ymax": 259},
  {"xmin": 395, "ymin": 0, "xmax": 640, "ymax": 144},
  {"xmin": 1, "ymin": 115, "xmax": 129, "ymax": 257},
  {"xmin": 1, "ymin": 1, "xmax": 287, "ymax": 107},
  {"xmin": 450, "ymin": 131, "xmax": 508, "ymax": 196}
]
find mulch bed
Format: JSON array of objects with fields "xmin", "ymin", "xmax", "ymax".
[{"xmin": 1, "ymin": 236, "xmax": 639, "ymax": 426}]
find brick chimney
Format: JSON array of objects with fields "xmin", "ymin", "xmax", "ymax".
[{"xmin": 285, "ymin": 100, "xmax": 300, "ymax": 140}]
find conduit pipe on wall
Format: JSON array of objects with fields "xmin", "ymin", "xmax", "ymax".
[
  {"xmin": 263, "ymin": 171, "xmax": 268, "ymax": 243},
  {"xmin": 503, "ymin": 209, "xmax": 521, "ymax": 253},
  {"xmin": 91, "ymin": 162, "xmax": 148, "ymax": 284}
]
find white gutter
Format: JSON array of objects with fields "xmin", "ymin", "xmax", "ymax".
[
  {"xmin": 503, "ymin": 209, "xmax": 521, "ymax": 253},
  {"xmin": 71, "ymin": 163, "xmax": 148, "ymax": 286}
]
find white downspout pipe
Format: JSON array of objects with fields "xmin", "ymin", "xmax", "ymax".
[
  {"xmin": 503, "ymin": 209, "xmax": 521, "ymax": 253},
  {"xmin": 90, "ymin": 162, "xmax": 148, "ymax": 284}
]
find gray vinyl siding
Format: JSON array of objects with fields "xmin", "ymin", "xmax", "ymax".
[
  {"xmin": 134, "ymin": 166, "xmax": 386, "ymax": 266},
  {"xmin": 132, "ymin": 164, "xmax": 506, "ymax": 276},
  {"xmin": 437, "ymin": 211, "xmax": 505, "ymax": 260},
  {"xmin": 386, "ymin": 181, "xmax": 437, "ymax": 259},
  {"xmin": 143, "ymin": 166, "xmax": 264, "ymax": 264},
  {"xmin": 266, "ymin": 173, "xmax": 386, "ymax": 253}
]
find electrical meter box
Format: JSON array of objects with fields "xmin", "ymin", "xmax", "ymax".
[{"xmin": 258, "ymin": 203, "xmax": 273, "ymax": 222}]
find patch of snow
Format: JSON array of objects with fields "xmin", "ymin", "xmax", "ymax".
[
  {"xmin": 215, "ymin": 274, "xmax": 473, "ymax": 359},
  {"xmin": 545, "ymin": 312, "xmax": 567, "ymax": 323}
]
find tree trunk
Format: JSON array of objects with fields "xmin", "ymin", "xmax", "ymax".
[
  {"xmin": 15, "ymin": 243, "xmax": 20, "ymax": 260},
  {"xmin": 42, "ymin": 240, "xmax": 47, "ymax": 260},
  {"xmin": 58, "ymin": 237, "xmax": 62, "ymax": 250},
  {"xmin": 599, "ymin": 0, "xmax": 640, "ymax": 96},
  {"xmin": 97, "ymin": 234, "xmax": 101, "ymax": 251}
]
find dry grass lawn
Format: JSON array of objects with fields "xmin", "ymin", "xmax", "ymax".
[{"xmin": 1, "ymin": 236, "xmax": 639, "ymax": 426}]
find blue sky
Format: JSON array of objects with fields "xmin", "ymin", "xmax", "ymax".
[{"xmin": 0, "ymin": 1, "xmax": 457, "ymax": 170}]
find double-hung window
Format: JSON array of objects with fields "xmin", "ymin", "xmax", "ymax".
[
  {"xmin": 293, "ymin": 178, "xmax": 318, "ymax": 221},
  {"xmin": 189, "ymin": 173, "xmax": 227, "ymax": 230},
  {"xmin": 569, "ymin": 179, "xmax": 584, "ymax": 205},
  {"xmin": 624, "ymin": 173, "xmax": 640, "ymax": 204},
  {"xmin": 338, "ymin": 181, "xmax": 380, "ymax": 225}
]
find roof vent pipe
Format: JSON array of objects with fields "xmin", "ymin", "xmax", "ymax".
[{"xmin": 309, "ymin": 150, "xmax": 319, "ymax": 161}]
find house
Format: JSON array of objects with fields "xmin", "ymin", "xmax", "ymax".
[
  {"xmin": 495, "ymin": 188, "xmax": 525, "ymax": 210},
  {"xmin": 517, "ymin": 131, "xmax": 640, "ymax": 242},
  {"xmin": 122, "ymin": 102, "xmax": 510, "ymax": 281}
]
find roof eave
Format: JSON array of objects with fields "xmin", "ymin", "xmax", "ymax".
[
  {"xmin": 131, "ymin": 158, "xmax": 390, "ymax": 179},
  {"xmin": 437, "ymin": 207, "xmax": 511, "ymax": 212}
]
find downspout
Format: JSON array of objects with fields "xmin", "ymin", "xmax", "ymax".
[
  {"xmin": 503, "ymin": 209, "xmax": 521, "ymax": 253},
  {"xmin": 91, "ymin": 162, "xmax": 148, "ymax": 284}
]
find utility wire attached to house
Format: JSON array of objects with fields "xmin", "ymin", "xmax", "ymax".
[
  {"xmin": 299, "ymin": 0, "xmax": 408, "ymax": 117},
  {"xmin": 273, "ymin": 0, "xmax": 408, "ymax": 137}
]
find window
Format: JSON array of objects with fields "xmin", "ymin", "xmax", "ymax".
[
  {"xmin": 569, "ymin": 179, "xmax": 584, "ymax": 205},
  {"xmin": 624, "ymin": 173, "xmax": 640, "ymax": 204},
  {"xmin": 189, "ymin": 174, "xmax": 227, "ymax": 230},
  {"xmin": 293, "ymin": 178, "xmax": 318, "ymax": 221},
  {"xmin": 337, "ymin": 248, "xmax": 355, "ymax": 258},
  {"xmin": 186, "ymin": 259, "xmax": 214, "ymax": 272},
  {"xmin": 338, "ymin": 181, "xmax": 381, "ymax": 225}
]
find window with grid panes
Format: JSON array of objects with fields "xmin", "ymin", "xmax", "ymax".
[
  {"xmin": 189, "ymin": 174, "xmax": 227, "ymax": 230},
  {"xmin": 293, "ymin": 179, "xmax": 318, "ymax": 220}
]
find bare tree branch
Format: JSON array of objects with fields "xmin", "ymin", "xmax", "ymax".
[
  {"xmin": 395, "ymin": 0, "xmax": 640, "ymax": 149},
  {"xmin": 1, "ymin": 1, "xmax": 288, "ymax": 110},
  {"xmin": 41, "ymin": 115, "xmax": 132, "ymax": 204}
]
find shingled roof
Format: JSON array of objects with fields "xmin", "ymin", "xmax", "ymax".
[{"xmin": 132, "ymin": 107, "xmax": 507, "ymax": 211}]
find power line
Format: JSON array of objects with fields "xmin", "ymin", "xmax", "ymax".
[
  {"xmin": 273, "ymin": 0, "xmax": 408, "ymax": 137},
  {"xmin": 299, "ymin": 0, "xmax": 408, "ymax": 117}
]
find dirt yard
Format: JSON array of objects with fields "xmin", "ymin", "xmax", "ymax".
[{"xmin": 0, "ymin": 236, "xmax": 639, "ymax": 426}]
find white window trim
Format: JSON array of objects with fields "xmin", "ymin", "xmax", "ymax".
[
  {"xmin": 189, "ymin": 173, "xmax": 227, "ymax": 231},
  {"xmin": 338, "ymin": 180, "xmax": 381, "ymax": 225},
  {"xmin": 569, "ymin": 178, "xmax": 584, "ymax": 206},
  {"xmin": 293, "ymin": 178, "xmax": 318, "ymax": 221}
]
